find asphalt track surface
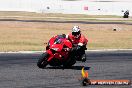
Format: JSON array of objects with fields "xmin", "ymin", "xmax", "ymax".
[
  {"xmin": 0, "ymin": 51, "xmax": 132, "ymax": 88},
  {"xmin": 0, "ymin": 19, "xmax": 132, "ymax": 25}
]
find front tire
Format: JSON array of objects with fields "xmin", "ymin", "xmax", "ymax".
[
  {"xmin": 37, "ymin": 53, "xmax": 48, "ymax": 68},
  {"xmin": 63, "ymin": 58, "xmax": 76, "ymax": 68}
]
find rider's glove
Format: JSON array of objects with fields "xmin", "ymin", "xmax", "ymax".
[{"xmin": 63, "ymin": 48, "xmax": 70, "ymax": 51}]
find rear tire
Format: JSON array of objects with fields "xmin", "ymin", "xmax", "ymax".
[{"xmin": 37, "ymin": 53, "xmax": 48, "ymax": 68}]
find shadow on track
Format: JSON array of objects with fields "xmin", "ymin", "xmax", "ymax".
[{"xmin": 44, "ymin": 66, "xmax": 91, "ymax": 70}]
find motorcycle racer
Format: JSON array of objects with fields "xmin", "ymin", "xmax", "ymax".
[{"xmin": 66, "ymin": 26, "xmax": 88, "ymax": 62}]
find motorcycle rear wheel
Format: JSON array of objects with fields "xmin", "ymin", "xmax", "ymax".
[{"xmin": 37, "ymin": 52, "xmax": 48, "ymax": 68}]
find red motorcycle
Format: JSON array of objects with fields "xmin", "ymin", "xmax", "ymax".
[{"xmin": 37, "ymin": 34, "xmax": 76, "ymax": 68}]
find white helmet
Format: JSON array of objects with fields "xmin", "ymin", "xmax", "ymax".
[
  {"xmin": 72, "ymin": 26, "xmax": 80, "ymax": 32},
  {"xmin": 72, "ymin": 26, "xmax": 81, "ymax": 38}
]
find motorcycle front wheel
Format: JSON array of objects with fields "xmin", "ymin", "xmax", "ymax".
[
  {"xmin": 37, "ymin": 52, "xmax": 48, "ymax": 68},
  {"xmin": 63, "ymin": 58, "xmax": 76, "ymax": 68}
]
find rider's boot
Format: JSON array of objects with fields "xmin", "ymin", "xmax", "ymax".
[{"xmin": 81, "ymin": 53, "xmax": 86, "ymax": 62}]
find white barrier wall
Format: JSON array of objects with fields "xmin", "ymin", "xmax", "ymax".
[
  {"xmin": 0, "ymin": 0, "xmax": 132, "ymax": 16},
  {"xmin": 0, "ymin": 0, "xmax": 43, "ymax": 12}
]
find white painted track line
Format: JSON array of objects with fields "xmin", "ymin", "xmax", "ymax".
[{"xmin": 0, "ymin": 49, "xmax": 132, "ymax": 54}]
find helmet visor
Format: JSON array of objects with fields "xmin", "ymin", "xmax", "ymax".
[{"xmin": 72, "ymin": 31, "xmax": 80, "ymax": 36}]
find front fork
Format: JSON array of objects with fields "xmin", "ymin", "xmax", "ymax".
[{"xmin": 46, "ymin": 50, "xmax": 54, "ymax": 62}]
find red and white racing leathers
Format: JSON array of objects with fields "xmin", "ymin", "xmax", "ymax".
[{"xmin": 66, "ymin": 33, "xmax": 88, "ymax": 47}]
